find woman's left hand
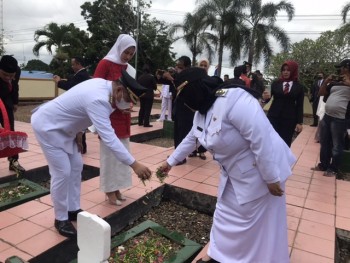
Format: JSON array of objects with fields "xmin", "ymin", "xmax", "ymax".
[{"xmin": 267, "ymin": 181, "xmax": 284, "ymax": 196}]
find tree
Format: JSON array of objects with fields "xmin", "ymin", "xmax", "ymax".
[
  {"xmin": 342, "ymin": 2, "xmax": 350, "ymax": 24},
  {"xmin": 81, "ymin": 0, "xmax": 175, "ymax": 73},
  {"xmin": 33, "ymin": 22, "xmax": 89, "ymax": 76},
  {"xmin": 33, "ymin": 22, "xmax": 87, "ymax": 57},
  {"xmin": 195, "ymin": 0, "xmax": 247, "ymax": 77},
  {"xmin": 81, "ymin": 0, "xmax": 138, "ymax": 69},
  {"xmin": 137, "ymin": 17, "xmax": 176, "ymax": 73},
  {"xmin": 23, "ymin": 59, "xmax": 50, "ymax": 72},
  {"xmin": 169, "ymin": 12, "xmax": 216, "ymax": 66},
  {"xmin": 241, "ymin": 0, "xmax": 294, "ymax": 67}
]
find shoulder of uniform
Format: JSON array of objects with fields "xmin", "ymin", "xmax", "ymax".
[{"xmin": 215, "ymin": 88, "xmax": 228, "ymax": 97}]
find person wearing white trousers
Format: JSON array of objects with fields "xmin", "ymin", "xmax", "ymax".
[
  {"xmin": 157, "ymin": 84, "xmax": 172, "ymax": 121},
  {"xmin": 31, "ymin": 72, "xmax": 151, "ymax": 238}
]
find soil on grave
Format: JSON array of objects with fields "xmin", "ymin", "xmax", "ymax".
[{"xmin": 115, "ymin": 200, "xmax": 213, "ymax": 247}]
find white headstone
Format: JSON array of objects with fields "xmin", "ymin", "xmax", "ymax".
[{"xmin": 77, "ymin": 211, "xmax": 111, "ymax": 263}]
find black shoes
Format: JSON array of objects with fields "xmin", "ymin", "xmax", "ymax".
[
  {"xmin": 144, "ymin": 124, "xmax": 153, "ymax": 127},
  {"xmin": 9, "ymin": 160, "xmax": 25, "ymax": 174},
  {"xmin": 311, "ymin": 163, "xmax": 327, "ymax": 171},
  {"xmin": 68, "ymin": 209, "xmax": 83, "ymax": 221},
  {"xmin": 54, "ymin": 220, "xmax": 77, "ymax": 238}
]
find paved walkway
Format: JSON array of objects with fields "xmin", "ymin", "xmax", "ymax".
[{"xmin": 0, "ymin": 108, "xmax": 349, "ymax": 262}]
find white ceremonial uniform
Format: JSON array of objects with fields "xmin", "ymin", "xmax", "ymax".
[
  {"xmin": 31, "ymin": 78, "xmax": 135, "ymax": 221},
  {"xmin": 158, "ymin": 84, "xmax": 172, "ymax": 121},
  {"xmin": 167, "ymin": 88, "xmax": 296, "ymax": 263}
]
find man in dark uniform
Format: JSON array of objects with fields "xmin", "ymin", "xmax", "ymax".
[
  {"xmin": 53, "ymin": 56, "xmax": 91, "ymax": 153},
  {"xmin": 137, "ymin": 64, "xmax": 157, "ymax": 127},
  {"xmin": 309, "ymin": 72, "xmax": 324, "ymax": 127},
  {"xmin": 0, "ymin": 55, "xmax": 26, "ymax": 174}
]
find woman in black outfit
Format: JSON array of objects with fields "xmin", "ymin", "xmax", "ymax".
[{"xmin": 267, "ymin": 60, "xmax": 304, "ymax": 147}]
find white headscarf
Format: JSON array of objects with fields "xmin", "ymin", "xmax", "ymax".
[{"xmin": 104, "ymin": 34, "xmax": 136, "ymax": 65}]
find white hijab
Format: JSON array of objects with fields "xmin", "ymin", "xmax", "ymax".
[{"xmin": 104, "ymin": 34, "xmax": 136, "ymax": 65}]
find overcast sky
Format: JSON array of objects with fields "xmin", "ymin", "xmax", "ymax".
[{"xmin": 3, "ymin": 0, "xmax": 349, "ymax": 75}]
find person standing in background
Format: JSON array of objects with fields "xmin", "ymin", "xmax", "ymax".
[
  {"xmin": 137, "ymin": 65, "xmax": 157, "ymax": 127},
  {"xmin": 267, "ymin": 60, "xmax": 304, "ymax": 147},
  {"xmin": 309, "ymin": 72, "xmax": 324, "ymax": 127},
  {"xmin": 93, "ymin": 34, "xmax": 136, "ymax": 205},
  {"xmin": 157, "ymin": 83, "xmax": 173, "ymax": 122},
  {"xmin": 223, "ymin": 74, "xmax": 229, "ymax": 82},
  {"xmin": 198, "ymin": 58, "xmax": 210, "ymax": 73},
  {"xmin": 53, "ymin": 57, "xmax": 91, "ymax": 153},
  {"xmin": 315, "ymin": 59, "xmax": 350, "ymax": 177},
  {"xmin": 0, "ymin": 55, "xmax": 26, "ymax": 175}
]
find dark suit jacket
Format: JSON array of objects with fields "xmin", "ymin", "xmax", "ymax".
[
  {"xmin": 309, "ymin": 79, "xmax": 322, "ymax": 103},
  {"xmin": 267, "ymin": 80, "xmax": 304, "ymax": 124},
  {"xmin": 137, "ymin": 73, "xmax": 157, "ymax": 99},
  {"xmin": 57, "ymin": 68, "xmax": 91, "ymax": 91}
]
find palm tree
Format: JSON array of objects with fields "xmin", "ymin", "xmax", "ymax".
[
  {"xmin": 195, "ymin": 0, "xmax": 247, "ymax": 77},
  {"xmin": 342, "ymin": 3, "xmax": 350, "ymax": 24},
  {"xmin": 169, "ymin": 12, "xmax": 217, "ymax": 66},
  {"xmin": 33, "ymin": 22, "xmax": 85, "ymax": 57},
  {"xmin": 241, "ymin": 0, "xmax": 294, "ymax": 67}
]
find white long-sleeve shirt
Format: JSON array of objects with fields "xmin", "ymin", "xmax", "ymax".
[{"xmin": 31, "ymin": 78, "xmax": 134, "ymax": 165}]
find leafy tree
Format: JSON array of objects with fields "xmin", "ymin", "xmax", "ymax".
[
  {"xmin": 81, "ymin": 0, "xmax": 175, "ymax": 74},
  {"xmin": 81, "ymin": 0, "xmax": 138, "ymax": 69},
  {"xmin": 137, "ymin": 17, "xmax": 176, "ymax": 73},
  {"xmin": 241, "ymin": 0, "xmax": 294, "ymax": 67},
  {"xmin": 23, "ymin": 59, "xmax": 50, "ymax": 72},
  {"xmin": 169, "ymin": 12, "xmax": 216, "ymax": 66}
]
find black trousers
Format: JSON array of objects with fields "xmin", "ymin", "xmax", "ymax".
[
  {"xmin": 268, "ymin": 116, "xmax": 297, "ymax": 147},
  {"xmin": 312, "ymin": 97, "xmax": 320, "ymax": 125},
  {"xmin": 138, "ymin": 97, "xmax": 154, "ymax": 126}
]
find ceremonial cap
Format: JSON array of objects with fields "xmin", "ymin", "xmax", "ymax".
[
  {"xmin": 0, "ymin": 55, "xmax": 18, "ymax": 73},
  {"xmin": 119, "ymin": 70, "xmax": 147, "ymax": 104}
]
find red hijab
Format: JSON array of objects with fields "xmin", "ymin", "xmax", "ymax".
[{"xmin": 279, "ymin": 60, "xmax": 299, "ymax": 82}]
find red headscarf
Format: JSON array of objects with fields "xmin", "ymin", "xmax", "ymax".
[{"xmin": 279, "ymin": 60, "xmax": 299, "ymax": 81}]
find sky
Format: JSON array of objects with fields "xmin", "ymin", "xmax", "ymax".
[{"xmin": 3, "ymin": 0, "xmax": 350, "ymax": 76}]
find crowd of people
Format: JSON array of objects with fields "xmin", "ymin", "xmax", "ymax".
[{"xmin": 2, "ymin": 32, "xmax": 350, "ymax": 262}]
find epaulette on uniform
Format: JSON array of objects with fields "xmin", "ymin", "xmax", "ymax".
[{"xmin": 215, "ymin": 89, "xmax": 228, "ymax": 97}]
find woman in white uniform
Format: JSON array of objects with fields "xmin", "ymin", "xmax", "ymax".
[
  {"xmin": 159, "ymin": 67, "xmax": 296, "ymax": 263},
  {"xmin": 31, "ymin": 70, "xmax": 152, "ymax": 238}
]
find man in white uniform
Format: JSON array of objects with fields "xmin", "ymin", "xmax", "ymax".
[
  {"xmin": 159, "ymin": 67, "xmax": 296, "ymax": 263},
  {"xmin": 31, "ymin": 70, "xmax": 152, "ymax": 238}
]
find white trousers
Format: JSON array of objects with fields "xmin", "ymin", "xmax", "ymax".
[
  {"xmin": 159, "ymin": 97, "xmax": 172, "ymax": 121},
  {"xmin": 33, "ymin": 131, "xmax": 83, "ymax": 220}
]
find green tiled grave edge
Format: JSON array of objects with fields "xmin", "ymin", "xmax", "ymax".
[
  {"xmin": 163, "ymin": 120, "xmax": 174, "ymax": 139},
  {"xmin": 111, "ymin": 220, "xmax": 201, "ymax": 263},
  {"xmin": 3, "ymin": 255, "xmax": 28, "ymax": 263},
  {"xmin": 0, "ymin": 179, "xmax": 49, "ymax": 212},
  {"xmin": 70, "ymin": 220, "xmax": 201, "ymax": 263}
]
